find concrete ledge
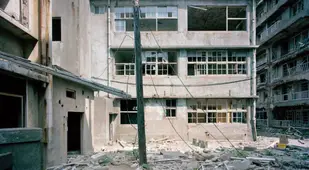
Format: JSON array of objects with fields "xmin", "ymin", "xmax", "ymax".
[{"xmin": 0, "ymin": 128, "xmax": 42, "ymax": 145}]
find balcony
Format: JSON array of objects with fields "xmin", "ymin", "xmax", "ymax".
[
  {"xmin": 257, "ymin": 9, "xmax": 309, "ymax": 45},
  {"xmin": 256, "ymin": 0, "xmax": 289, "ymax": 27},
  {"xmin": 272, "ymin": 43, "xmax": 309, "ymax": 65},
  {"xmin": 273, "ymin": 90, "xmax": 309, "ymax": 103},
  {"xmin": 271, "ymin": 62, "xmax": 309, "ymax": 84},
  {"xmin": 257, "ymin": 56, "xmax": 268, "ymax": 67},
  {"xmin": 271, "ymin": 120, "xmax": 309, "ymax": 128}
]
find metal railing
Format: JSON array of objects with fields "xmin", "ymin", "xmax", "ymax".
[
  {"xmin": 256, "ymin": 119, "xmax": 268, "ymax": 126},
  {"xmin": 271, "ymin": 120, "xmax": 309, "ymax": 128},
  {"xmin": 271, "ymin": 62, "xmax": 309, "ymax": 82},
  {"xmin": 257, "ymin": 56, "xmax": 267, "ymax": 67},
  {"xmin": 273, "ymin": 90, "xmax": 309, "ymax": 103}
]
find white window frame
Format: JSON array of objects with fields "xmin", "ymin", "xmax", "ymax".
[
  {"xmin": 187, "ymin": 50, "xmax": 247, "ymax": 76},
  {"xmin": 115, "ymin": 6, "xmax": 178, "ymax": 32}
]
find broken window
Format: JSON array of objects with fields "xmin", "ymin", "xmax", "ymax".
[
  {"xmin": 52, "ymin": 17, "xmax": 61, "ymax": 41},
  {"xmin": 91, "ymin": 4, "xmax": 105, "ymax": 14},
  {"xmin": 115, "ymin": 6, "xmax": 178, "ymax": 32},
  {"xmin": 188, "ymin": 50, "xmax": 247, "ymax": 75},
  {"xmin": 115, "ymin": 51, "xmax": 135, "ymax": 75},
  {"xmin": 115, "ymin": 50, "xmax": 177, "ymax": 76},
  {"xmin": 227, "ymin": 7, "xmax": 247, "ymax": 31},
  {"xmin": 165, "ymin": 99, "xmax": 176, "ymax": 117},
  {"xmin": 120, "ymin": 100, "xmax": 137, "ymax": 124},
  {"xmin": 188, "ymin": 6, "xmax": 246, "ymax": 31}
]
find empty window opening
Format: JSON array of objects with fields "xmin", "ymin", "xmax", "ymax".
[
  {"xmin": 165, "ymin": 99, "xmax": 176, "ymax": 117},
  {"xmin": 120, "ymin": 100, "xmax": 137, "ymax": 124},
  {"xmin": 115, "ymin": 6, "xmax": 178, "ymax": 32},
  {"xmin": 115, "ymin": 50, "xmax": 177, "ymax": 76},
  {"xmin": 260, "ymin": 73, "xmax": 266, "ymax": 83},
  {"xmin": 67, "ymin": 112, "xmax": 82, "ymax": 154},
  {"xmin": 66, "ymin": 89, "xmax": 76, "ymax": 99},
  {"xmin": 188, "ymin": 6, "xmax": 246, "ymax": 31},
  {"xmin": 93, "ymin": 5, "xmax": 105, "ymax": 14},
  {"xmin": 52, "ymin": 17, "xmax": 61, "ymax": 41},
  {"xmin": 188, "ymin": 50, "xmax": 247, "ymax": 75},
  {"xmin": 0, "ymin": 93, "xmax": 23, "ymax": 128}
]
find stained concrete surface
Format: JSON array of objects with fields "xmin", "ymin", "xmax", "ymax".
[{"xmin": 0, "ymin": 128, "xmax": 42, "ymax": 170}]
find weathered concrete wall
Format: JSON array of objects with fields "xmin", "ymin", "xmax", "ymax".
[
  {"xmin": 0, "ymin": 128, "xmax": 42, "ymax": 170},
  {"xmin": 0, "ymin": 27, "xmax": 24, "ymax": 56},
  {"xmin": 26, "ymin": 81, "xmax": 40, "ymax": 128},
  {"xmin": 47, "ymin": 77, "xmax": 95, "ymax": 167},
  {"xmin": 113, "ymin": 99, "xmax": 250, "ymax": 142},
  {"xmin": 52, "ymin": 0, "xmax": 92, "ymax": 78}
]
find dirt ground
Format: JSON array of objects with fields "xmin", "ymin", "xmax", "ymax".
[{"xmin": 47, "ymin": 128, "xmax": 309, "ymax": 170}]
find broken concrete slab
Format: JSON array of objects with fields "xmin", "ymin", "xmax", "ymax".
[
  {"xmin": 228, "ymin": 159, "xmax": 251, "ymax": 170},
  {"xmin": 160, "ymin": 151, "xmax": 187, "ymax": 159},
  {"xmin": 243, "ymin": 146, "xmax": 257, "ymax": 151}
]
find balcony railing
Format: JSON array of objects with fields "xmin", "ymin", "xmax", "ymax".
[
  {"xmin": 256, "ymin": 119, "xmax": 268, "ymax": 126},
  {"xmin": 271, "ymin": 62, "xmax": 309, "ymax": 82},
  {"xmin": 257, "ymin": 56, "xmax": 267, "ymax": 67},
  {"xmin": 273, "ymin": 91, "xmax": 309, "ymax": 103},
  {"xmin": 271, "ymin": 120, "xmax": 309, "ymax": 128}
]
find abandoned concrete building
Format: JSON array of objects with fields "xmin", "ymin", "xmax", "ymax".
[
  {"xmin": 256, "ymin": 0, "xmax": 309, "ymax": 128},
  {"xmin": 51, "ymin": 0, "xmax": 258, "ymax": 158},
  {"xmin": 0, "ymin": 0, "xmax": 129, "ymax": 169}
]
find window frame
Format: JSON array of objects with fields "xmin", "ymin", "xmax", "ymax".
[
  {"xmin": 187, "ymin": 5, "xmax": 247, "ymax": 31},
  {"xmin": 120, "ymin": 100, "xmax": 138, "ymax": 125},
  {"xmin": 187, "ymin": 50, "xmax": 248, "ymax": 76},
  {"xmin": 187, "ymin": 99, "xmax": 247, "ymax": 124},
  {"xmin": 114, "ymin": 6, "xmax": 178, "ymax": 32},
  {"xmin": 165, "ymin": 99, "xmax": 177, "ymax": 117}
]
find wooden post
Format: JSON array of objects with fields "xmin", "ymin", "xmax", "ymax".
[{"xmin": 133, "ymin": 0, "xmax": 147, "ymax": 165}]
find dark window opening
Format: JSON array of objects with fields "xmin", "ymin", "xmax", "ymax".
[
  {"xmin": 120, "ymin": 100, "xmax": 137, "ymax": 124},
  {"xmin": 158, "ymin": 19, "xmax": 178, "ymax": 31},
  {"xmin": 166, "ymin": 99, "xmax": 176, "ymax": 117},
  {"xmin": 52, "ymin": 17, "xmax": 61, "ymax": 41},
  {"xmin": 0, "ymin": 94, "xmax": 23, "ymax": 128},
  {"xmin": 66, "ymin": 89, "xmax": 76, "ymax": 99},
  {"xmin": 228, "ymin": 20, "xmax": 246, "ymax": 31},
  {"xmin": 67, "ymin": 112, "xmax": 82, "ymax": 153},
  {"xmin": 260, "ymin": 73, "xmax": 266, "ymax": 83},
  {"xmin": 188, "ymin": 6, "xmax": 226, "ymax": 31}
]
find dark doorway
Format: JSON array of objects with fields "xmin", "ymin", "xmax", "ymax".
[{"xmin": 67, "ymin": 112, "xmax": 82, "ymax": 154}]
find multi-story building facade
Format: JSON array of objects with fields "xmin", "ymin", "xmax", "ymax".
[
  {"xmin": 256, "ymin": 0, "xmax": 309, "ymax": 128},
  {"xmin": 53, "ymin": 0, "xmax": 257, "ymax": 148}
]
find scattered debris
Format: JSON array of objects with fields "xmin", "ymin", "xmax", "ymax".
[{"xmin": 48, "ymin": 134, "xmax": 309, "ymax": 170}]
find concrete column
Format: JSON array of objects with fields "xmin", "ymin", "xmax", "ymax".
[{"xmin": 178, "ymin": 50, "xmax": 187, "ymax": 77}]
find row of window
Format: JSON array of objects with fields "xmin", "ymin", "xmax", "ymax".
[
  {"xmin": 114, "ymin": 6, "xmax": 247, "ymax": 32},
  {"xmin": 115, "ymin": 50, "xmax": 249, "ymax": 76},
  {"xmin": 120, "ymin": 99, "xmax": 247, "ymax": 124}
]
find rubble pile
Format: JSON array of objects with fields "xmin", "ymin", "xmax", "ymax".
[{"xmin": 48, "ymin": 136, "xmax": 309, "ymax": 170}]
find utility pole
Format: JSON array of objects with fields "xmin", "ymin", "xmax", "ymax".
[
  {"xmin": 251, "ymin": 0, "xmax": 257, "ymax": 141},
  {"xmin": 133, "ymin": 0, "xmax": 147, "ymax": 165}
]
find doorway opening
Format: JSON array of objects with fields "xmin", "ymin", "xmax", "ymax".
[
  {"xmin": 109, "ymin": 114, "xmax": 118, "ymax": 141},
  {"xmin": 67, "ymin": 112, "xmax": 82, "ymax": 154}
]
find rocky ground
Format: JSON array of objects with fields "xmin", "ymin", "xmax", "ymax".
[{"xmin": 48, "ymin": 128, "xmax": 309, "ymax": 170}]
